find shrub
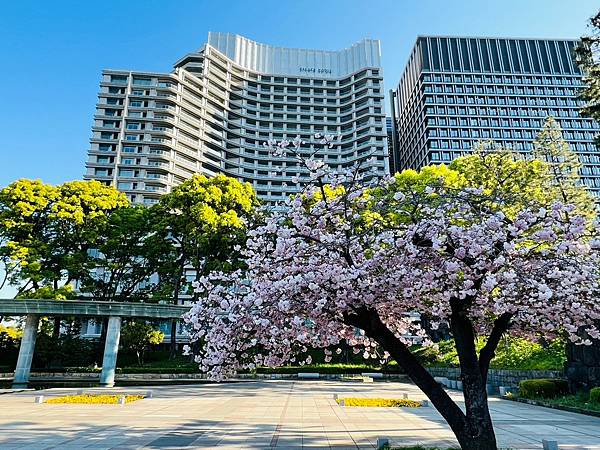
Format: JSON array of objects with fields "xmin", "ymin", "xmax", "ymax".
[
  {"xmin": 412, "ymin": 337, "xmax": 566, "ymax": 370},
  {"xmin": 33, "ymin": 334, "xmax": 103, "ymax": 368},
  {"xmin": 0, "ymin": 325, "xmax": 22, "ymax": 369},
  {"xmin": 336, "ymin": 397, "xmax": 421, "ymax": 408},
  {"xmin": 45, "ymin": 394, "xmax": 144, "ymax": 404},
  {"xmin": 590, "ymin": 387, "xmax": 600, "ymax": 404},
  {"xmin": 519, "ymin": 378, "xmax": 569, "ymax": 399}
]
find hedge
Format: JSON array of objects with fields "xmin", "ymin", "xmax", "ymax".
[
  {"xmin": 46, "ymin": 394, "xmax": 144, "ymax": 404},
  {"xmin": 336, "ymin": 397, "xmax": 421, "ymax": 408},
  {"xmin": 590, "ymin": 387, "xmax": 600, "ymax": 404},
  {"xmin": 519, "ymin": 378, "xmax": 569, "ymax": 399}
]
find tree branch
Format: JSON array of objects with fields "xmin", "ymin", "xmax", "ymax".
[
  {"xmin": 343, "ymin": 306, "xmax": 469, "ymax": 439},
  {"xmin": 478, "ymin": 312, "xmax": 513, "ymax": 380}
]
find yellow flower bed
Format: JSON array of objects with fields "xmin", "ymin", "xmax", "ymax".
[
  {"xmin": 45, "ymin": 394, "xmax": 144, "ymax": 404},
  {"xmin": 336, "ymin": 397, "xmax": 421, "ymax": 408}
]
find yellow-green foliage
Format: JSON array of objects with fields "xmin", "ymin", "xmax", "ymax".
[
  {"xmin": 412, "ymin": 337, "xmax": 566, "ymax": 370},
  {"xmin": 450, "ymin": 146, "xmax": 550, "ymax": 211},
  {"xmin": 589, "ymin": 387, "xmax": 600, "ymax": 404},
  {"xmin": 0, "ymin": 178, "xmax": 129, "ymax": 290},
  {"xmin": 45, "ymin": 394, "xmax": 144, "ymax": 404},
  {"xmin": 16, "ymin": 285, "xmax": 75, "ymax": 300},
  {"xmin": 393, "ymin": 164, "xmax": 463, "ymax": 193},
  {"xmin": 53, "ymin": 180, "xmax": 129, "ymax": 224},
  {"xmin": 336, "ymin": 397, "xmax": 421, "ymax": 408},
  {"xmin": 367, "ymin": 164, "xmax": 459, "ymax": 228},
  {"xmin": 0, "ymin": 325, "xmax": 22, "ymax": 340},
  {"xmin": 161, "ymin": 174, "xmax": 257, "ymax": 233}
]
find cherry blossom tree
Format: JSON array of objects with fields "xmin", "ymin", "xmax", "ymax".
[{"xmin": 184, "ymin": 136, "xmax": 600, "ymax": 450}]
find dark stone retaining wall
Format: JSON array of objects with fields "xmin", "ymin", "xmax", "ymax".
[
  {"xmin": 566, "ymin": 339, "xmax": 600, "ymax": 391},
  {"xmin": 426, "ymin": 367, "xmax": 563, "ymax": 389}
]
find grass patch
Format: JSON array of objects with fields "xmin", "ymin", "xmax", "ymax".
[
  {"xmin": 45, "ymin": 394, "xmax": 144, "ymax": 404},
  {"xmin": 336, "ymin": 397, "xmax": 421, "ymax": 408},
  {"xmin": 524, "ymin": 391, "xmax": 600, "ymax": 413}
]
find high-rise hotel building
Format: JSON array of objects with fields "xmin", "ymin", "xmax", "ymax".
[
  {"xmin": 389, "ymin": 36, "xmax": 600, "ymax": 194},
  {"xmin": 85, "ymin": 33, "xmax": 388, "ymax": 206}
]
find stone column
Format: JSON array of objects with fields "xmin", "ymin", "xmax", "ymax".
[
  {"xmin": 99, "ymin": 316, "xmax": 122, "ymax": 387},
  {"xmin": 12, "ymin": 314, "xmax": 39, "ymax": 388}
]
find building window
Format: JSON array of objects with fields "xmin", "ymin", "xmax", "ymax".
[
  {"xmin": 111, "ymin": 75, "xmax": 127, "ymax": 84},
  {"xmin": 133, "ymin": 77, "xmax": 152, "ymax": 86}
]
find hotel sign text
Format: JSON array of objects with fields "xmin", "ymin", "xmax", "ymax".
[{"xmin": 299, "ymin": 67, "xmax": 332, "ymax": 75}]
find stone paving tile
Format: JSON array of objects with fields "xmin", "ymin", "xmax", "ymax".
[{"xmin": 1, "ymin": 380, "xmax": 600, "ymax": 448}]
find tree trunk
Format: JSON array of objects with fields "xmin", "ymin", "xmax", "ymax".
[
  {"xmin": 344, "ymin": 307, "xmax": 498, "ymax": 450},
  {"xmin": 449, "ymin": 298, "xmax": 497, "ymax": 449},
  {"xmin": 170, "ymin": 320, "xmax": 178, "ymax": 357},
  {"xmin": 99, "ymin": 317, "xmax": 109, "ymax": 342},
  {"xmin": 52, "ymin": 317, "xmax": 61, "ymax": 339},
  {"xmin": 170, "ymin": 257, "xmax": 185, "ymax": 358}
]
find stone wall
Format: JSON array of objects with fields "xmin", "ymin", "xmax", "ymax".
[
  {"xmin": 426, "ymin": 367, "xmax": 563, "ymax": 390},
  {"xmin": 565, "ymin": 340, "xmax": 600, "ymax": 390}
]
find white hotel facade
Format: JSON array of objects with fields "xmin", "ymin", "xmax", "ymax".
[{"xmin": 85, "ymin": 33, "xmax": 388, "ymax": 206}]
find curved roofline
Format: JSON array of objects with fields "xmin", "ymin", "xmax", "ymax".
[
  {"xmin": 196, "ymin": 32, "xmax": 382, "ymax": 78},
  {"xmin": 205, "ymin": 32, "xmax": 380, "ymax": 55}
]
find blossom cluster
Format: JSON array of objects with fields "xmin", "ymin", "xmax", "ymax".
[{"xmin": 183, "ymin": 136, "xmax": 600, "ymax": 380}]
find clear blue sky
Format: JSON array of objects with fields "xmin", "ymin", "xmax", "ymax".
[{"xmin": 0, "ymin": 0, "xmax": 598, "ymax": 188}]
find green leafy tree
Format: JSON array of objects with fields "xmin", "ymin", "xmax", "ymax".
[
  {"xmin": 120, "ymin": 321, "xmax": 165, "ymax": 366},
  {"xmin": 154, "ymin": 174, "xmax": 258, "ymax": 355},
  {"xmin": 374, "ymin": 140, "xmax": 595, "ymax": 343},
  {"xmin": 0, "ymin": 179, "xmax": 128, "ymax": 336},
  {"xmin": 80, "ymin": 205, "xmax": 177, "ymax": 302},
  {"xmin": 451, "ymin": 144, "xmax": 550, "ymax": 211},
  {"xmin": 50, "ymin": 180, "xmax": 131, "ymax": 289},
  {"xmin": 575, "ymin": 10, "xmax": 600, "ymax": 144},
  {"xmin": 533, "ymin": 116, "xmax": 596, "ymax": 220},
  {"xmin": 0, "ymin": 179, "xmax": 129, "ymax": 295},
  {"xmin": 0, "ymin": 179, "xmax": 59, "ymax": 292}
]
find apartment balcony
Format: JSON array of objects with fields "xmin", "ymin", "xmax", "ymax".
[
  {"xmin": 152, "ymin": 114, "xmax": 176, "ymax": 124},
  {"xmin": 147, "ymin": 161, "xmax": 170, "ymax": 168}
]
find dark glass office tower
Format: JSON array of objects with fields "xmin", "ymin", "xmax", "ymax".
[{"xmin": 389, "ymin": 37, "xmax": 600, "ymax": 194}]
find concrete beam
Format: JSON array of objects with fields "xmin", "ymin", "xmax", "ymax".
[
  {"xmin": 0, "ymin": 299, "xmax": 188, "ymax": 319},
  {"xmin": 12, "ymin": 314, "xmax": 39, "ymax": 388},
  {"xmin": 99, "ymin": 316, "xmax": 122, "ymax": 387}
]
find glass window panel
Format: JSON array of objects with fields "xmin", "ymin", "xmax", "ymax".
[
  {"xmin": 440, "ymin": 38, "xmax": 451, "ymax": 71},
  {"xmin": 490, "ymin": 40, "xmax": 501, "ymax": 71},
  {"xmin": 529, "ymin": 41, "xmax": 541, "ymax": 72},
  {"xmin": 518, "ymin": 41, "xmax": 531, "ymax": 72},
  {"xmin": 548, "ymin": 41, "xmax": 561, "ymax": 73},
  {"xmin": 499, "ymin": 40, "xmax": 511, "ymax": 71},
  {"xmin": 557, "ymin": 41, "xmax": 572, "ymax": 73},
  {"xmin": 450, "ymin": 39, "xmax": 461, "ymax": 70},
  {"xmin": 460, "ymin": 39, "xmax": 471, "ymax": 71},
  {"xmin": 421, "ymin": 38, "xmax": 431, "ymax": 71},
  {"xmin": 469, "ymin": 39, "xmax": 481, "ymax": 71},
  {"xmin": 481, "ymin": 40, "xmax": 491, "ymax": 72},
  {"xmin": 430, "ymin": 38, "xmax": 441, "ymax": 70},
  {"xmin": 539, "ymin": 41, "xmax": 551, "ymax": 73},
  {"xmin": 509, "ymin": 40, "xmax": 522, "ymax": 73}
]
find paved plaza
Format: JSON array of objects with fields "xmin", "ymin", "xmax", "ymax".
[{"xmin": 0, "ymin": 380, "xmax": 599, "ymax": 449}]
